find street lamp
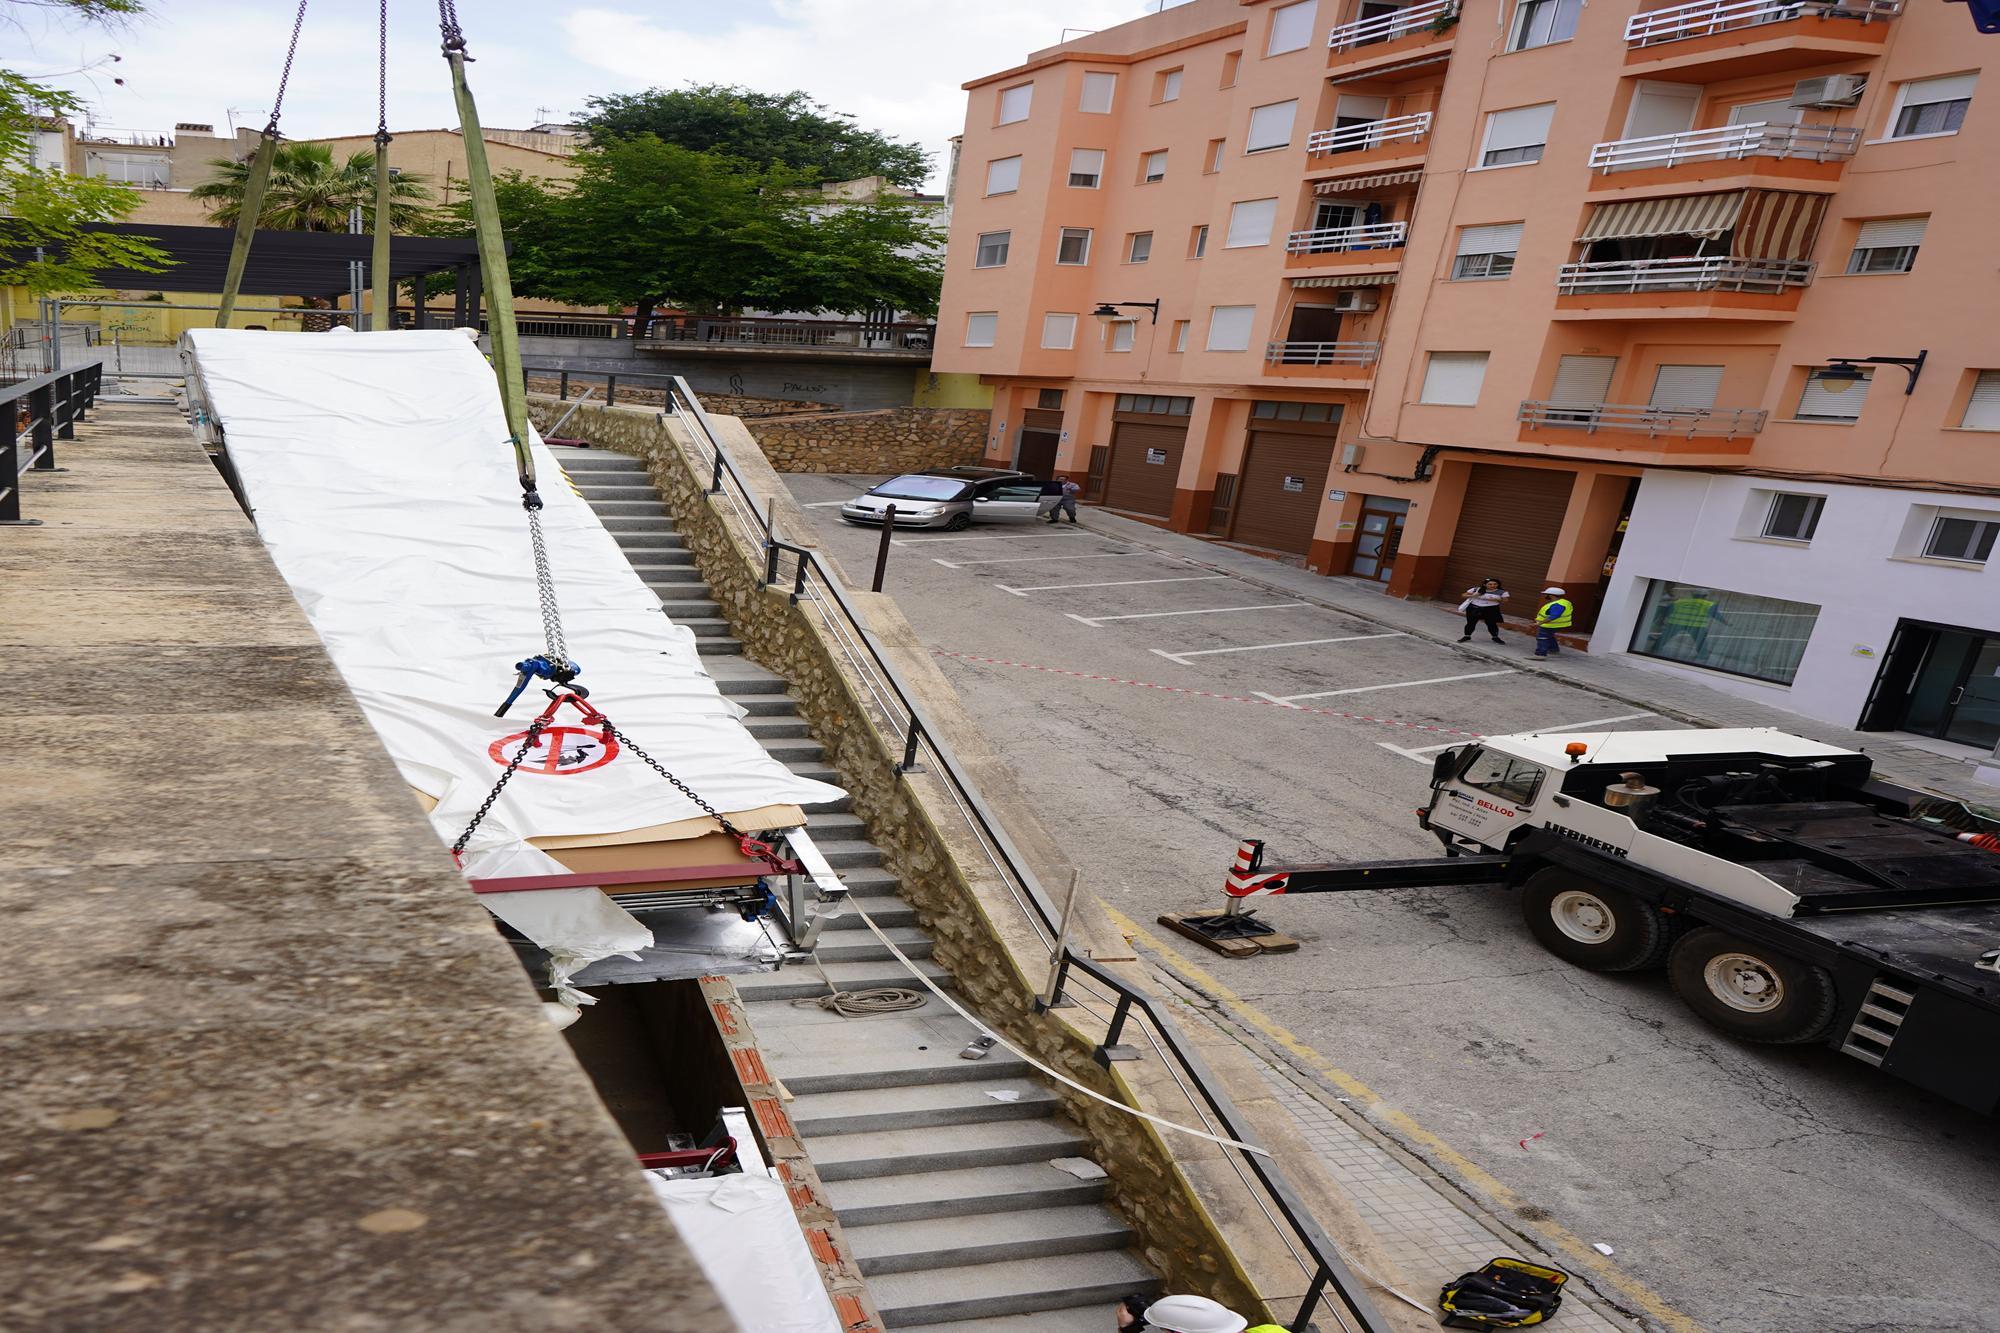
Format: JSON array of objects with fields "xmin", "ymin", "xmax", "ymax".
[
  {"xmin": 1092, "ymin": 300, "xmax": 1161, "ymax": 325},
  {"xmin": 1817, "ymin": 349, "xmax": 1928, "ymax": 395}
]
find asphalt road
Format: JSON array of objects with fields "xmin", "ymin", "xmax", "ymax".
[{"xmin": 782, "ymin": 474, "xmax": 2000, "ymax": 1333}]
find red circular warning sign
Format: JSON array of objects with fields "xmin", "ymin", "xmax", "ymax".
[{"xmin": 488, "ymin": 725, "xmax": 620, "ymax": 776}]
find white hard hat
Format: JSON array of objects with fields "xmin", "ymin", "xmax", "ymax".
[
  {"xmin": 1143, "ymin": 1294, "xmax": 1249, "ymax": 1333},
  {"xmin": 1542, "ymin": 586, "xmax": 1566, "ymax": 595}
]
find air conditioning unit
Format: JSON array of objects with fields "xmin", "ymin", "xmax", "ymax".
[
  {"xmin": 1789, "ymin": 74, "xmax": 1866, "ymax": 108},
  {"xmin": 1341, "ymin": 443, "xmax": 1365, "ymax": 471},
  {"xmin": 1328, "ymin": 290, "xmax": 1381, "ymax": 313}
]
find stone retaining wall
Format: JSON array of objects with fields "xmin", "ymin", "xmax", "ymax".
[{"xmin": 743, "ymin": 406, "xmax": 990, "ymax": 474}]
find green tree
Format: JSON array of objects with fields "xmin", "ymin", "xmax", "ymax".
[
  {"xmin": 582, "ymin": 85, "xmax": 929, "ymax": 188},
  {"xmin": 187, "ymin": 141, "xmax": 433, "ymax": 232},
  {"xmin": 471, "ymin": 136, "xmax": 941, "ymax": 336},
  {"xmin": 1, "ymin": 70, "xmax": 171, "ymax": 294}
]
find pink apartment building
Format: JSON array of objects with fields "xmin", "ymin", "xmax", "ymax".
[{"xmin": 934, "ymin": 0, "xmax": 2000, "ymax": 749}]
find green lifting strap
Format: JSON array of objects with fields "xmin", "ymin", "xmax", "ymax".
[
  {"xmin": 214, "ymin": 131, "xmax": 277, "ymax": 328},
  {"xmin": 444, "ymin": 48, "xmax": 533, "ymax": 489},
  {"xmin": 372, "ymin": 131, "xmax": 394, "ymax": 331}
]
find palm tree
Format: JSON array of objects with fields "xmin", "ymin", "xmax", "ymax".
[{"xmin": 189, "ymin": 141, "xmax": 433, "ymax": 232}]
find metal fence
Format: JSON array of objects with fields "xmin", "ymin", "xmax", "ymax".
[
  {"xmin": 2, "ymin": 363, "xmax": 101, "ymax": 524},
  {"xmin": 662, "ymin": 374, "xmax": 1391, "ymax": 1333}
]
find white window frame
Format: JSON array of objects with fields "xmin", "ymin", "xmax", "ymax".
[
  {"xmin": 1922, "ymin": 514, "xmax": 2000, "ymax": 564},
  {"xmin": 1761, "ymin": 492, "xmax": 1825, "ymax": 543},
  {"xmin": 964, "ymin": 312, "xmax": 998, "ymax": 348},
  {"xmin": 1508, "ymin": 0, "xmax": 1581, "ymax": 52},
  {"xmin": 1191, "ymin": 224, "xmax": 1210, "ymax": 258},
  {"xmin": 1884, "ymin": 73, "xmax": 1976, "ymax": 141},
  {"xmin": 1225, "ymin": 198, "xmax": 1279, "ymax": 249},
  {"xmin": 1068, "ymin": 148, "xmax": 1105, "ymax": 189},
  {"xmin": 1041, "ymin": 312, "xmax": 1078, "ymax": 350},
  {"xmin": 1172, "ymin": 319, "xmax": 1191, "ymax": 353},
  {"xmin": 985, "ymin": 155, "xmax": 1022, "ymax": 196},
  {"xmin": 1107, "ymin": 319, "xmax": 1137, "ymax": 353},
  {"xmin": 1207, "ymin": 138, "xmax": 1226, "ymax": 173},
  {"xmin": 1452, "ymin": 222, "xmax": 1523, "ymax": 281},
  {"xmin": 1080, "ymin": 71, "xmax": 1118, "ymax": 114},
  {"xmin": 1266, "ymin": 1, "xmax": 1318, "ymax": 55},
  {"xmin": 1206, "ymin": 304, "xmax": 1257, "ymax": 352},
  {"xmin": 974, "ymin": 231, "xmax": 1011, "ymax": 269},
  {"xmin": 1246, "ymin": 100, "xmax": 1299, "ymax": 153},
  {"xmin": 1419, "ymin": 351, "xmax": 1490, "ymax": 406},
  {"xmin": 1127, "ymin": 231, "xmax": 1154, "ymax": 264},
  {"xmin": 1478, "ymin": 103, "xmax": 1555, "ymax": 169},
  {"xmin": 1056, "ymin": 227, "xmax": 1093, "ymax": 266},
  {"xmin": 997, "ymin": 84, "xmax": 1033, "ymax": 125},
  {"xmin": 1845, "ymin": 216, "xmax": 1927, "ymax": 275},
  {"xmin": 1141, "ymin": 149, "xmax": 1168, "ymax": 183},
  {"xmin": 1159, "ymin": 68, "xmax": 1183, "ymax": 103},
  {"xmin": 1960, "ymin": 370, "xmax": 2000, "ymax": 430}
]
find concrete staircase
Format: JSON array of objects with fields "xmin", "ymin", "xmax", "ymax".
[{"xmin": 559, "ymin": 447, "xmax": 1158, "ymax": 1329}]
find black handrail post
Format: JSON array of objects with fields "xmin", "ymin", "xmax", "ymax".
[
  {"xmin": 871, "ymin": 506, "xmax": 896, "ymax": 591},
  {"xmin": 606, "ymin": 375, "xmax": 617, "ymax": 408},
  {"xmin": 55, "ymin": 372, "xmax": 75, "ymax": 442},
  {"xmin": 895, "ymin": 717, "xmax": 923, "ymax": 775},
  {"xmin": 763, "ymin": 539, "xmax": 780, "ymax": 589},
  {"xmin": 0, "ymin": 397, "xmax": 24, "ymax": 524},
  {"xmin": 1035, "ymin": 952, "xmax": 1072, "ymax": 1012},
  {"xmin": 710, "ymin": 447, "xmax": 725, "ymax": 495},
  {"xmin": 1095, "ymin": 991, "xmax": 1142, "ymax": 1065},
  {"xmin": 30, "ymin": 383, "xmax": 54, "ymax": 467},
  {"xmin": 789, "ymin": 553, "xmax": 807, "ymax": 605},
  {"xmin": 559, "ymin": 370, "xmax": 569, "ymax": 400},
  {"xmin": 1290, "ymin": 1267, "xmax": 1331, "ymax": 1332}
]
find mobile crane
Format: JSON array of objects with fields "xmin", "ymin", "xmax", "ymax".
[{"xmin": 1166, "ymin": 728, "xmax": 2000, "ymax": 1113}]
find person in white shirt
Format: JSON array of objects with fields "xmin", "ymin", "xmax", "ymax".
[{"xmin": 1458, "ymin": 577, "xmax": 1508, "ymax": 644}]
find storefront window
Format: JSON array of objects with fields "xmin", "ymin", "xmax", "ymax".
[{"xmin": 1630, "ymin": 580, "xmax": 1819, "ymax": 685}]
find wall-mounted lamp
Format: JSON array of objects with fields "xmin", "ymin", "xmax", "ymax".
[
  {"xmin": 1818, "ymin": 349, "xmax": 1927, "ymax": 396},
  {"xmin": 1091, "ymin": 300, "xmax": 1161, "ymax": 325}
]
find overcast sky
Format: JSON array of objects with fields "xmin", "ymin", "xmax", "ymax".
[{"xmin": 14, "ymin": 0, "xmax": 1193, "ymax": 188}]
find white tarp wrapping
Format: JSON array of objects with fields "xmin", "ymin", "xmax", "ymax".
[
  {"xmin": 648, "ymin": 1174, "xmax": 842, "ymax": 1333},
  {"xmin": 181, "ymin": 329, "xmax": 843, "ymax": 980}
]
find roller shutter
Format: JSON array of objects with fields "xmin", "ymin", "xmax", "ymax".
[
  {"xmin": 1439, "ymin": 465, "xmax": 1573, "ymax": 614},
  {"xmin": 1549, "ymin": 355, "xmax": 1618, "ymax": 404},
  {"xmin": 1104, "ymin": 419, "xmax": 1189, "ymax": 517},
  {"xmin": 1234, "ymin": 432, "xmax": 1336, "ymax": 554},
  {"xmin": 1650, "ymin": 364, "xmax": 1723, "ymax": 410}
]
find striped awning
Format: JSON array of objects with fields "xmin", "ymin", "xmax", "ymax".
[
  {"xmin": 1735, "ymin": 190, "xmax": 1829, "ymax": 261},
  {"xmin": 1292, "ymin": 272, "xmax": 1399, "ymax": 288},
  {"xmin": 1577, "ymin": 191, "xmax": 1746, "ymax": 242},
  {"xmin": 1315, "ymin": 169, "xmax": 1423, "ymax": 194}
]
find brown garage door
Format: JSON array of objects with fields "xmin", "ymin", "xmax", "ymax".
[
  {"xmin": 1233, "ymin": 431, "xmax": 1336, "ymax": 554},
  {"xmin": 1439, "ymin": 464, "xmax": 1573, "ymax": 609},
  {"xmin": 1103, "ymin": 420, "xmax": 1188, "ymax": 518}
]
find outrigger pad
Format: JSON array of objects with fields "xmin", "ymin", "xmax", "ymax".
[{"xmin": 1157, "ymin": 909, "xmax": 1300, "ymax": 958}]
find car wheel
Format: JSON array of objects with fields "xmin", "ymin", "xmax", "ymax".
[
  {"xmin": 945, "ymin": 513, "xmax": 972, "ymax": 531},
  {"xmin": 1668, "ymin": 927, "xmax": 1837, "ymax": 1044},
  {"xmin": 1519, "ymin": 868, "xmax": 1670, "ymax": 972}
]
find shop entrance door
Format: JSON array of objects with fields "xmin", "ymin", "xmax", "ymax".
[
  {"xmin": 1860, "ymin": 621, "xmax": 2000, "ymax": 750},
  {"xmin": 1349, "ymin": 499, "xmax": 1408, "ymax": 582}
]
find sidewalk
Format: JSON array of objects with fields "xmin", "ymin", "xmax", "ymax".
[{"xmin": 1083, "ymin": 510, "xmax": 1999, "ymax": 807}]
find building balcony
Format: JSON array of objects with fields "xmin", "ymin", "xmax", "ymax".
[
  {"xmin": 1588, "ymin": 122, "xmax": 1859, "ymax": 191},
  {"xmin": 1518, "ymin": 400, "xmax": 1764, "ymax": 454},
  {"xmin": 1306, "ymin": 114, "xmax": 1432, "ymax": 175},
  {"xmin": 1326, "ymin": 0, "xmax": 1459, "ymax": 78},
  {"xmin": 1623, "ymin": 0, "xmax": 1899, "ymax": 77},
  {"xmin": 1553, "ymin": 256, "xmax": 1813, "ymax": 317},
  {"xmin": 1283, "ymin": 222, "xmax": 1409, "ymax": 272},
  {"xmin": 1265, "ymin": 341, "xmax": 1381, "ymax": 379}
]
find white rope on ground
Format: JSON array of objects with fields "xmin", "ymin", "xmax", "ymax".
[{"xmin": 839, "ymin": 900, "xmax": 1271, "ymax": 1157}]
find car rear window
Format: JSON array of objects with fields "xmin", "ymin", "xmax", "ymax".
[{"xmin": 873, "ymin": 476, "xmax": 971, "ymax": 500}]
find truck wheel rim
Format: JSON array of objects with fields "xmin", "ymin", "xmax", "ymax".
[
  {"xmin": 1704, "ymin": 953, "xmax": 1784, "ymax": 1013},
  {"xmin": 1549, "ymin": 890, "xmax": 1615, "ymax": 945}
]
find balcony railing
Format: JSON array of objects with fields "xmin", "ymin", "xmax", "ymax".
[
  {"xmin": 1308, "ymin": 112, "xmax": 1432, "ymax": 156},
  {"xmin": 1589, "ymin": 121, "xmax": 1861, "ymax": 170},
  {"xmin": 1328, "ymin": 0, "xmax": 1460, "ymax": 50},
  {"xmin": 1266, "ymin": 340, "xmax": 1383, "ymax": 366},
  {"xmin": 1555, "ymin": 255, "xmax": 1814, "ymax": 294},
  {"xmin": 1519, "ymin": 400, "xmax": 1768, "ymax": 437},
  {"xmin": 644, "ymin": 315, "xmax": 935, "ymax": 351},
  {"xmin": 1625, "ymin": 0, "xmax": 1901, "ymax": 48},
  {"xmin": 1285, "ymin": 221, "xmax": 1409, "ymax": 255}
]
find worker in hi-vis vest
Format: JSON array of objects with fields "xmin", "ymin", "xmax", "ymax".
[
  {"xmin": 1533, "ymin": 586, "xmax": 1573, "ymax": 658},
  {"xmin": 1655, "ymin": 587, "xmax": 1727, "ymax": 658}
]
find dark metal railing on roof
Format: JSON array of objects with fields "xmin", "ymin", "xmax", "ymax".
[
  {"xmin": 2, "ymin": 363, "xmax": 100, "ymax": 525},
  {"xmin": 657, "ymin": 374, "xmax": 1391, "ymax": 1333}
]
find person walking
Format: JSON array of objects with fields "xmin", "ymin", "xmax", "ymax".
[
  {"xmin": 1653, "ymin": 586, "xmax": 1727, "ymax": 658},
  {"xmin": 1533, "ymin": 586, "xmax": 1573, "ymax": 658},
  {"xmin": 1458, "ymin": 577, "xmax": 1508, "ymax": 644},
  {"xmin": 1036, "ymin": 474, "xmax": 1065, "ymax": 520},
  {"xmin": 1047, "ymin": 474, "xmax": 1082, "ymax": 524}
]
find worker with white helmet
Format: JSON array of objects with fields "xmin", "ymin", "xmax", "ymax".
[
  {"xmin": 1119, "ymin": 1292, "xmax": 1266, "ymax": 1333},
  {"xmin": 1532, "ymin": 585, "xmax": 1572, "ymax": 658}
]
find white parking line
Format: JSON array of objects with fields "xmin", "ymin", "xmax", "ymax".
[
  {"xmin": 1070, "ymin": 600, "xmax": 1304, "ymax": 627},
  {"xmin": 1521, "ymin": 711, "xmax": 1657, "ymax": 732},
  {"xmin": 1374, "ymin": 712, "xmax": 1656, "ymax": 765},
  {"xmin": 996, "ymin": 574, "xmax": 1227, "ymax": 598},
  {"xmin": 1377, "ymin": 740, "xmax": 1456, "ymax": 765},
  {"xmin": 1151, "ymin": 631, "xmax": 1404, "ymax": 666},
  {"xmin": 1255, "ymin": 669, "xmax": 1517, "ymax": 705},
  {"xmin": 935, "ymin": 551, "xmax": 1148, "ymax": 569},
  {"xmin": 891, "ymin": 531, "xmax": 1081, "ymax": 545},
  {"xmin": 801, "ymin": 499, "xmax": 852, "ymax": 508}
]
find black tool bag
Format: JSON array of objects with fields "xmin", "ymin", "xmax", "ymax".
[{"xmin": 1438, "ymin": 1257, "xmax": 1569, "ymax": 1328}]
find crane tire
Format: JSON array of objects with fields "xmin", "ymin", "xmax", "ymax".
[
  {"xmin": 1668, "ymin": 927, "xmax": 1838, "ymax": 1044},
  {"xmin": 1520, "ymin": 868, "xmax": 1670, "ymax": 972}
]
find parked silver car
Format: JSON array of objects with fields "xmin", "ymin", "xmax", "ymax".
[{"xmin": 839, "ymin": 467, "xmax": 1046, "ymax": 531}]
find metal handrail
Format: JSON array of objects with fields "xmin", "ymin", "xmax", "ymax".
[
  {"xmin": 1329, "ymin": 0, "xmax": 1460, "ymax": 48},
  {"xmin": 643, "ymin": 315, "xmax": 936, "ymax": 351},
  {"xmin": 1589, "ymin": 121, "xmax": 1861, "ymax": 170},
  {"xmin": 1555, "ymin": 255, "xmax": 1815, "ymax": 294},
  {"xmin": 1, "ymin": 363, "xmax": 100, "ymax": 524},
  {"xmin": 1266, "ymin": 340, "xmax": 1382, "ymax": 366},
  {"xmin": 1519, "ymin": 399, "xmax": 1768, "ymax": 436},
  {"xmin": 1307, "ymin": 112, "xmax": 1432, "ymax": 156},
  {"xmin": 1625, "ymin": 0, "xmax": 1900, "ymax": 46},
  {"xmin": 1285, "ymin": 221, "xmax": 1409, "ymax": 255},
  {"xmin": 657, "ymin": 374, "xmax": 1391, "ymax": 1333}
]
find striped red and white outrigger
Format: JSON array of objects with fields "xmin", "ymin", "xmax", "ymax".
[{"xmin": 1225, "ymin": 838, "xmax": 1292, "ymax": 899}]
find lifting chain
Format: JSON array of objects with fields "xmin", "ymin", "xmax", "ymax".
[
  {"xmin": 437, "ymin": 0, "xmax": 467, "ymax": 53},
  {"xmin": 376, "ymin": 0, "xmax": 391, "ymax": 139},
  {"xmin": 523, "ymin": 496, "xmax": 571, "ymax": 674},
  {"xmin": 451, "ymin": 714, "xmax": 548, "ymax": 859},
  {"xmin": 265, "ymin": 0, "xmax": 310, "ymax": 134}
]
